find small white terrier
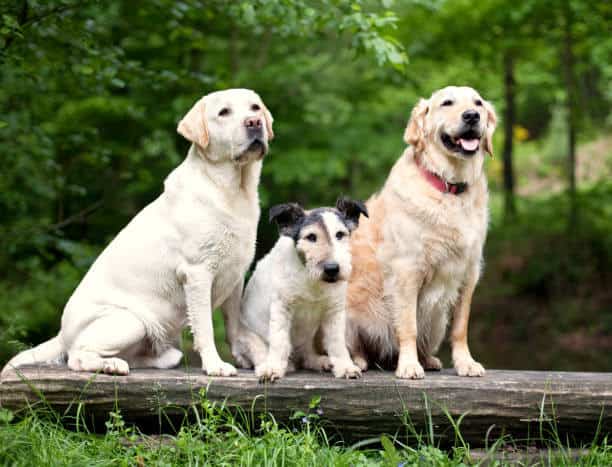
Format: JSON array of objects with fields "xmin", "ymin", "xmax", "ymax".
[{"xmin": 233, "ymin": 198, "xmax": 368, "ymax": 381}]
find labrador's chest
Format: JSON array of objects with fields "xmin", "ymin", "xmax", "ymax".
[{"xmin": 209, "ymin": 215, "xmax": 258, "ymax": 307}]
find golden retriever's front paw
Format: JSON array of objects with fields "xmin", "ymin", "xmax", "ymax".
[
  {"xmin": 395, "ymin": 360, "xmax": 425, "ymax": 379},
  {"xmin": 332, "ymin": 360, "xmax": 362, "ymax": 379},
  {"xmin": 203, "ymin": 360, "xmax": 237, "ymax": 377},
  {"xmin": 255, "ymin": 363, "xmax": 286, "ymax": 382},
  {"xmin": 454, "ymin": 359, "xmax": 485, "ymax": 377}
]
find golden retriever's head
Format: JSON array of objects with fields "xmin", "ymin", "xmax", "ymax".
[
  {"xmin": 177, "ymin": 88, "xmax": 274, "ymax": 164},
  {"xmin": 404, "ymin": 86, "xmax": 497, "ymax": 160},
  {"xmin": 270, "ymin": 198, "xmax": 368, "ymax": 283}
]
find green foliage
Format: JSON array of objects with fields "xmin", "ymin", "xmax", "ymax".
[{"xmin": 488, "ymin": 182, "xmax": 612, "ymax": 298}]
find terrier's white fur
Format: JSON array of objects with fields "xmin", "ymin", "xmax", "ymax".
[{"xmin": 234, "ymin": 203, "xmax": 365, "ymax": 381}]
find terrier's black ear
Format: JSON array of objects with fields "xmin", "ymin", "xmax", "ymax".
[
  {"xmin": 269, "ymin": 203, "xmax": 305, "ymax": 238},
  {"xmin": 336, "ymin": 197, "xmax": 369, "ymax": 231}
]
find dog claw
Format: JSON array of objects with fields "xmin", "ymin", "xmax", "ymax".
[{"xmin": 455, "ymin": 359, "xmax": 485, "ymax": 377}]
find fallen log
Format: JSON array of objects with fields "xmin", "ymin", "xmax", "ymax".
[{"xmin": 1, "ymin": 366, "xmax": 610, "ymax": 446}]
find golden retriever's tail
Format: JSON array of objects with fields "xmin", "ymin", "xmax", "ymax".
[{"xmin": 1, "ymin": 335, "xmax": 65, "ymax": 379}]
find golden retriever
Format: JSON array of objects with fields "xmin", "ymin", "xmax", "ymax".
[{"xmin": 346, "ymin": 86, "xmax": 497, "ymax": 379}]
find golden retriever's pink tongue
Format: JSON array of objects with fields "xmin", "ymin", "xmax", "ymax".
[{"xmin": 458, "ymin": 139, "xmax": 479, "ymax": 151}]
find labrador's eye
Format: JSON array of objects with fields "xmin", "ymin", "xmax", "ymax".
[
  {"xmin": 336, "ymin": 231, "xmax": 346, "ymax": 240},
  {"xmin": 251, "ymin": 104, "xmax": 261, "ymax": 111},
  {"xmin": 305, "ymin": 233, "xmax": 317, "ymax": 243},
  {"xmin": 475, "ymin": 99, "xmax": 483, "ymax": 106},
  {"xmin": 441, "ymin": 99, "xmax": 453, "ymax": 107},
  {"xmin": 218, "ymin": 107, "xmax": 231, "ymax": 117}
]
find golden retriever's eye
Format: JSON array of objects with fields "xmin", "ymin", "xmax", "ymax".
[
  {"xmin": 336, "ymin": 231, "xmax": 346, "ymax": 240},
  {"xmin": 305, "ymin": 233, "xmax": 317, "ymax": 243},
  {"xmin": 218, "ymin": 107, "xmax": 231, "ymax": 117},
  {"xmin": 475, "ymin": 99, "xmax": 483, "ymax": 106},
  {"xmin": 441, "ymin": 99, "xmax": 453, "ymax": 107},
  {"xmin": 251, "ymin": 104, "xmax": 261, "ymax": 111}
]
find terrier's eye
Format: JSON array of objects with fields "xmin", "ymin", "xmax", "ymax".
[
  {"xmin": 305, "ymin": 233, "xmax": 317, "ymax": 242},
  {"xmin": 218, "ymin": 107, "xmax": 231, "ymax": 117},
  {"xmin": 441, "ymin": 99, "xmax": 453, "ymax": 106},
  {"xmin": 251, "ymin": 104, "xmax": 261, "ymax": 111},
  {"xmin": 475, "ymin": 99, "xmax": 483, "ymax": 106},
  {"xmin": 336, "ymin": 231, "xmax": 346, "ymax": 240}
]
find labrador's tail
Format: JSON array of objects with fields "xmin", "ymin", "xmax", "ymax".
[{"xmin": 1, "ymin": 335, "xmax": 65, "ymax": 379}]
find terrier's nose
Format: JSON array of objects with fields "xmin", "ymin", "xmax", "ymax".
[
  {"xmin": 462, "ymin": 110, "xmax": 480, "ymax": 125},
  {"xmin": 323, "ymin": 262, "xmax": 340, "ymax": 278},
  {"xmin": 244, "ymin": 117, "xmax": 262, "ymax": 129}
]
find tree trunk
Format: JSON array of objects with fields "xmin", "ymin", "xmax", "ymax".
[
  {"xmin": 562, "ymin": 1, "xmax": 577, "ymax": 226},
  {"xmin": 502, "ymin": 51, "xmax": 516, "ymax": 219}
]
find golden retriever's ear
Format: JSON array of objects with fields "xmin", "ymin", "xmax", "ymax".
[
  {"xmin": 404, "ymin": 98, "xmax": 429, "ymax": 153},
  {"xmin": 483, "ymin": 100, "xmax": 497, "ymax": 157},
  {"xmin": 262, "ymin": 103, "xmax": 274, "ymax": 141},
  {"xmin": 177, "ymin": 99, "xmax": 209, "ymax": 149}
]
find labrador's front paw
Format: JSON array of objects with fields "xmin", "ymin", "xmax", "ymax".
[
  {"xmin": 255, "ymin": 363, "xmax": 286, "ymax": 382},
  {"xmin": 454, "ymin": 358, "xmax": 485, "ymax": 377},
  {"xmin": 331, "ymin": 360, "xmax": 362, "ymax": 379},
  {"xmin": 395, "ymin": 359, "xmax": 425, "ymax": 379},
  {"xmin": 203, "ymin": 359, "xmax": 237, "ymax": 377},
  {"xmin": 102, "ymin": 358, "xmax": 130, "ymax": 375}
]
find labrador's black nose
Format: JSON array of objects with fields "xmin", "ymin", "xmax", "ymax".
[
  {"xmin": 462, "ymin": 110, "xmax": 480, "ymax": 125},
  {"xmin": 323, "ymin": 262, "xmax": 340, "ymax": 279}
]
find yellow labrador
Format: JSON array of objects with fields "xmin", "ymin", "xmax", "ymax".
[
  {"xmin": 346, "ymin": 86, "xmax": 497, "ymax": 378},
  {"xmin": 2, "ymin": 89, "xmax": 273, "ymax": 378}
]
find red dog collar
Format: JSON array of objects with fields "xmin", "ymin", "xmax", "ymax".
[{"xmin": 417, "ymin": 159, "xmax": 467, "ymax": 195}]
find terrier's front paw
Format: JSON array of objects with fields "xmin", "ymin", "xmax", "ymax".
[
  {"xmin": 352, "ymin": 355, "xmax": 369, "ymax": 372},
  {"xmin": 303, "ymin": 355, "xmax": 332, "ymax": 372},
  {"xmin": 255, "ymin": 363, "xmax": 286, "ymax": 382},
  {"xmin": 454, "ymin": 358, "xmax": 485, "ymax": 377},
  {"xmin": 395, "ymin": 360, "xmax": 425, "ymax": 379},
  {"xmin": 332, "ymin": 360, "xmax": 362, "ymax": 379},
  {"xmin": 203, "ymin": 360, "xmax": 237, "ymax": 377}
]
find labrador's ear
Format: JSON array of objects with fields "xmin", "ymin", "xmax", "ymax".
[
  {"xmin": 336, "ymin": 197, "xmax": 369, "ymax": 232},
  {"xmin": 262, "ymin": 103, "xmax": 274, "ymax": 141},
  {"xmin": 404, "ymin": 98, "xmax": 429, "ymax": 154},
  {"xmin": 177, "ymin": 98, "xmax": 209, "ymax": 149},
  {"xmin": 483, "ymin": 100, "xmax": 498, "ymax": 157},
  {"xmin": 269, "ymin": 203, "xmax": 305, "ymax": 238}
]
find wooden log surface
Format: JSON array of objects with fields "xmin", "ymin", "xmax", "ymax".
[{"xmin": 1, "ymin": 366, "xmax": 611, "ymax": 446}]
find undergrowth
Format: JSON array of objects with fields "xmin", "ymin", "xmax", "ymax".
[{"xmin": 0, "ymin": 392, "xmax": 609, "ymax": 466}]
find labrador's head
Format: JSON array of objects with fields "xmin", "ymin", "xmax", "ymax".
[
  {"xmin": 269, "ymin": 198, "xmax": 368, "ymax": 283},
  {"xmin": 404, "ymin": 86, "xmax": 497, "ymax": 160},
  {"xmin": 177, "ymin": 88, "xmax": 274, "ymax": 164}
]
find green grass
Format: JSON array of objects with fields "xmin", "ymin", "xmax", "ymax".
[{"xmin": 0, "ymin": 397, "xmax": 610, "ymax": 467}]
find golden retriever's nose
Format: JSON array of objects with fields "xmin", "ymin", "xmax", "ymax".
[
  {"xmin": 244, "ymin": 117, "xmax": 262, "ymax": 129},
  {"xmin": 462, "ymin": 110, "xmax": 480, "ymax": 125}
]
